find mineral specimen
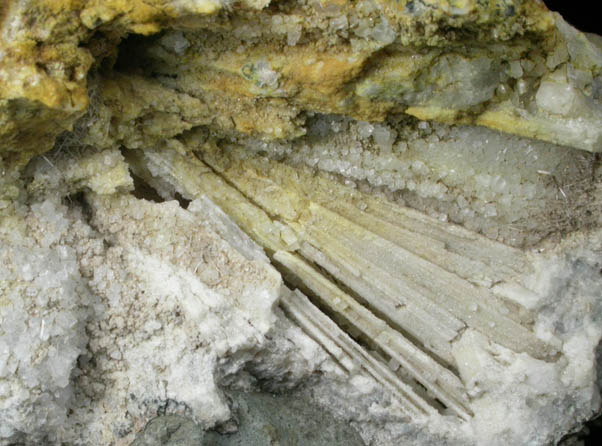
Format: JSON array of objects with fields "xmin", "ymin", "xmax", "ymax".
[{"xmin": 0, "ymin": 1, "xmax": 601, "ymax": 445}]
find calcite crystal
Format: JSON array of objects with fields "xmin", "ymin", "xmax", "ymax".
[{"xmin": 1, "ymin": 1, "xmax": 601, "ymax": 445}]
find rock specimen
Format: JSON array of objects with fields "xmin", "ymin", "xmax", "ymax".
[{"xmin": 1, "ymin": 1, "xmax": 601, "ymax": 445}]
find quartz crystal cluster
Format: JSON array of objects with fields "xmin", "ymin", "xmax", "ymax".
[{"xmin": 0, "ymin": 1, "xmax": 601, "ymax": 445}]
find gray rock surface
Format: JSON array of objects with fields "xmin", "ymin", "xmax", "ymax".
[{"xmin": 133, "ymin": 391, "xmax": 365, "ymax": 446}]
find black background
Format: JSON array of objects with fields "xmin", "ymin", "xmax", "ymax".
[{"xmin": 543, "ymin": 0, "xmax": 600, "ymax": 34}]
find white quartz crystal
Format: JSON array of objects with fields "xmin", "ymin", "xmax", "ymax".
[
  {"xmin": 0, "ymin": 199, "xmax": 93, "ymax": 443},
  {"xmin": 236, "ymin": 116, "xmax": 600, "ymax": 246},
  {"xmin": 0, "ymin": 153, "xmax": 326, "ymax": 445}
]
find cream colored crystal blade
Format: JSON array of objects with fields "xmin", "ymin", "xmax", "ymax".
[
  {"xmin": 297, "ymin": 204, "xmax": 550, "ymax": 356},
  {"xmin": 299, "ymin": 239, "xmax": 465, "ymax": 364},
  {"xmin": 129, "ymin": 147, "xmax": 560, "ymax": 420},
  {"xmin": 139, "ymin": 149, "xmax": 466, "ymax": 364},
  {"xmin": 296, "ymin": 238, "xmax": 464, "ymax": 365},
  {"xmin": 279, "ymin": 287, "xmax": 437, "ymax": 420},
  {"xmin": 197, "ymin": 147, "xmax": 557, "ymax": 360},
  {"xmin": 275, "ymin": 251, "xmax": 472, "ymax": 418},
  {"xmin": 200, "ymin": 145, "xmax": 532, "ymax": 283},
  {"xmin": 125, "ymin": 148, "xmax": 285, "ymax": 252},
  {"xmin": 252, "ymin": 154, "xmax": 524, "ymax": 277}
]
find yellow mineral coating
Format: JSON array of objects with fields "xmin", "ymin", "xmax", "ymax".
[
  {"xmin": 105, "ymin": 1, "xmax": 600, "ymax": 149},
  {"xmin": 208, "ymin": 43, "xmax": 376, "ymax": 113},
  {"xmin": 404, "ymin": 106, "xmax": 464, "ymax": 124},
  {"xmin": 80, "ymin": 0, "xmax": 223, "ymax": 34},
  {"xmin": 179, "ymin": 43, "xmax": 394, "ymax": 128},
  {"xmin": 1, "ymin": 0, "xmax": 602, "ymax": 176},
  {"xmin": 0, "ymin": 0, "xmax": 223, "ymax": 170},
  {"xmin": 1, "ymin": 1, "xmax": 92, "ymax": 168},
  {"xmin": 280, "ymin": 48, "xmax": 368, "ymax": 96},
  {"xmin": 375, "ymin": 0, "xmax": 555, "ymax": 42},
  {"xmin": 476, "ymin": 103, "xmax": 602, "ymax": 152}
]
